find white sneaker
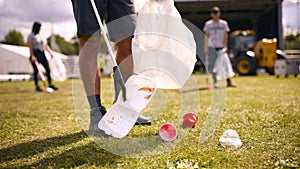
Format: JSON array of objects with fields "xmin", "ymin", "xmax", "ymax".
[{"xmin": 98, "ymin": 75, "xmax": 156, "ymax": 138}]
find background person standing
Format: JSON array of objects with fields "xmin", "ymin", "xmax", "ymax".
[
  {"xmin": 203, "ymin": 6, "xmax": 236, "ymax": 88},
  {"xmin": 27, "ymin": 21, "xmax": 58, "ymax": 92}
]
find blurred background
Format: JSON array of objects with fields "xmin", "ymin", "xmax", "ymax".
[{"xmin": 0, "ymin": 0, "xmax": 299, "ymax": 79}]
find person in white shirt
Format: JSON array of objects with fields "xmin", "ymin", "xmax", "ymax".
[
  {"xmin": 27, "ymin": 21, "xmax": 58, "ymax": 92},
  {"xmin": 204, "ymin": 6, "xmax": 236, "ymax": 87}
]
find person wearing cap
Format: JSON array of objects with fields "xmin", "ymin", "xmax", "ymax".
[{"xmin": 204, "ymin": 6, "xmax": 236, "ymax": 87}]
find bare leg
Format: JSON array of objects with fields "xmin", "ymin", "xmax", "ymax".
[
  {"xmin": 79, "ymin": 34, "xmax": 107, "ymax": 135},
  {"xmin": 95, "ymin": 68, "xmax": 101, "ymax": 94},
  {"xmin": 115, "ymin": 36, "xmax": 151, "ymax": 125},
  {"xmin": 116, "ymin": 37, "xmax": 133, "ymax": 82},
  {"xmin": 227, "ymin": 78, "xmax": 236, "ymax": 87},
  {"xmin": 79, "ymin": 34, "xmax": 101, "ymax": 96}
]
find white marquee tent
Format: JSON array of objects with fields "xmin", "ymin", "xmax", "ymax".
[
  {"xmin": 0, "ymin": 44, "xmax": 115, "ymax": 81},
  {"xmin": 0, "ymin": 44, "xmax": 33, "ymax": 74},
  {"xmin": 0, "ymin": 44, "xmax": 68, "ymax": 75}
]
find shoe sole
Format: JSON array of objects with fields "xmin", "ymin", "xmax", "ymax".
[{"xmin": 135, "ymin": 121, "xmax": 151, "ymax": 125}]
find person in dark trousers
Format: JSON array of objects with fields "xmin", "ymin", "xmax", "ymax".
[
  {"xmin": 27, "ymin": 21, "xmax": 58, "ymax": 92},
  {"xmin": 204, "ymin": 6, "xmax": 236, "ymax": 88},
  {"xmin": 71, "ymin": 0, "xmax": 151, "ymax": 136}
]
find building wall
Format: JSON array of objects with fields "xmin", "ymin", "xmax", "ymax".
[{"xmin": 176, "ymin": 0, "xmax": 283, "ymax": 49}]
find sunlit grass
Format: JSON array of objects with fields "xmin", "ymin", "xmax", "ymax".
[{"xmin": 0, "ymin": 74, "xmax": 299, "ymax": 168}]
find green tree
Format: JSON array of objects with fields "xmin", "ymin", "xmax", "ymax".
[
  {"xmin": 2, "ymin": 29, "xmax": 26, "ymax": 46},
  {"xmin": 70, "ymin": 35, "xmax": 80, "ymax": 55},
  {"xmin": 47, "ymin": 34, "xmax": 78, "ymax": 56},
  {"xmin": 284, "ymin": 34, "xmax": 300, "ymax": 50}
]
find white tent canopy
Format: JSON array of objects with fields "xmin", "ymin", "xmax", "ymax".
[
  {"xmin": 0, "ymin": 44, "xmax": 67, "ymax": 75},
  {"xmin": 0, "ymin": 44, "xmax": 32, "ymax": 74}
]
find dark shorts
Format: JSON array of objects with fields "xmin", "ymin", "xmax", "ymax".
[{"xmin": 71, "ymin": 0, "xmax": 136, "ymax": 41}]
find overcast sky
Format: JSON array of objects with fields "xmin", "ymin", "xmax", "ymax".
[
  {"xmin": 0, "ymin": 0, "xmax": 76, "ymax": 41},
  {"xmin": 0, "ymin": 0, "xmax": 299, "ymax": 42}
]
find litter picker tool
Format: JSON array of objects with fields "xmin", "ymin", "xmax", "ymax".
[
  {"xmin": 205, "ymin": 54, "xmax": 210, "ymax": 88},
  {"xmin": 90, "ymin": 0, "xmax": 126, "ymax": 103}
]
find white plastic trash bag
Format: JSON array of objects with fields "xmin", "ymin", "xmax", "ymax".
[
  {"xmin": 132, "ymin": 0, "xmax": 196, "ymax": 89},
  {"xmin": 49, "ymin": 56, "xmax": 67, "ymax": 82},
  {"xmin": 219, "ymin": 129, "xmax": 242, "ymax": 148},
  {"xmin": 214, "ymin": 51, "xmax": 235, "ymax": 80},
  {"xmin": 134, "ymin": 0, "xmax": 181, "ymax": 50},
  {"xmin": 35, "ymin": 62, "xmax": 46, "ymax": 81}
]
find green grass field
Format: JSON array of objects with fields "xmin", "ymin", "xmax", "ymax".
[{"xmin": 0, "ymin": 74, "xmax": 299, "ymax": 169}]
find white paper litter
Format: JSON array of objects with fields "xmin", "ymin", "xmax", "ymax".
[{"xmin": 219, "ymin": 129, "xmax": 242, "ymax": 148}]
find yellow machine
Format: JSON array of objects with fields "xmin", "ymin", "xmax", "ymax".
[
  {"xmin": 253, "ymin": 38, "xmax": 278, "ymax": 74},
  {"xmin": 229, "ymin": 30, "xmax": 286, "ymax": 75}
]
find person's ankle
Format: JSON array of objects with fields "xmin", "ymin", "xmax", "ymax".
[{"xmin": 87, "ymin": 94, "xmax": 102, "ymax": 110}]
